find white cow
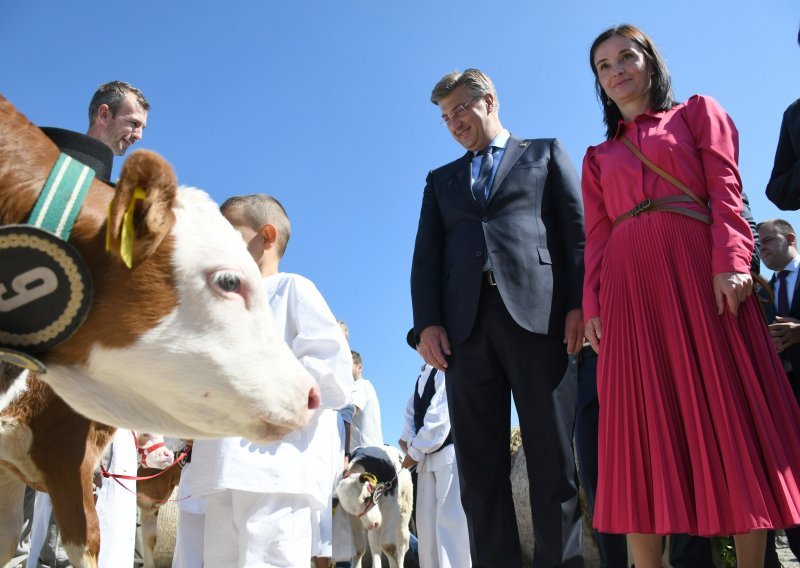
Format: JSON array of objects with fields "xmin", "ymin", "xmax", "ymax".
[{"xmin": 335, "ymin": 446, "xmax": 413, "ymax": 568}]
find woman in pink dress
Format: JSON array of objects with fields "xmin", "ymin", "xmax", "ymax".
[{"xmin": 583, "ymin": 23, "xmax": 800, "ymax": 568}]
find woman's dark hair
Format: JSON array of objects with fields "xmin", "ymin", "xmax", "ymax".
[{"xmin": 589, "ymin": 24, "xmax": 676, "ymax": 139}]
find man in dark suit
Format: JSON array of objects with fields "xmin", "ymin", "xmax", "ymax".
[
  {"xmin": 410, "ymin": 69, "xmax": 585, "ymax": 568},
  {"xmin": 757, "ymin": 218, "xmax": 800, "ymax": 564}
]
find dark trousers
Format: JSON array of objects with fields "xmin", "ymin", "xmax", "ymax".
[
  {"xmin": 446, "ymin": 282, "xmax": 583, "ymax": 568},
  {"xmin": 573, "ymin": 349, "xmax": 714, "ymax": 568},
  {"xmin": 766, "ymin": 528, "xmax": 800, "ymax": 567}
]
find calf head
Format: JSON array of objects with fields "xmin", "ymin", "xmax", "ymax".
[
  {"xmin": 136, "ymin": 432, "xmax": 174, "ymax": 469},
  {"xmin": 0, "ymin": 94, "xmax": 319, "ymax": 441},
  {"xmin": 336, "ymin": 471, "xmax": 383, "ymax": 531}
]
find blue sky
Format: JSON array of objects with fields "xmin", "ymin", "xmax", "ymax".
[{"xmin": 3, "ymin": 1, "xmax": 798, "ymax": 446}]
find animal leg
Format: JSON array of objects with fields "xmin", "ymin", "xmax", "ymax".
[
  {"xmin": 140, "ymin": 507, "xmax": 158, "ymax": 568},
  {"xmin": 367, "ymin": 529, "xmax": 384, "ymax": 568},
  {"xmin": 0, "ymin": 472, "xmax": 25, "ymax": 563},
  {"xmin": 47, "ymin": 462, "xmax": 100, "ymax": 568}
]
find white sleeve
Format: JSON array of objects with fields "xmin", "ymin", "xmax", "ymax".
[
  {"xmin": 288, "ymin": 278, "xmax": 351, "ymax": 409},
  {"xmin": 407, "ymin": 368, "xmax": 451, "ymax": 462}
]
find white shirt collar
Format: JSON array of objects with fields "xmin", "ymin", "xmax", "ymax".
[
  {"xmin": 472, "ymin": 129, "xmax": 510, "ymax": 156},
  {"xmin": 780, "ymin": 254, "xmax": 800, "ymax": 273}
]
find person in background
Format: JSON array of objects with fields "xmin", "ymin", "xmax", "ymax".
[
  {"xmin": 177, "ymin": 194, "xmax": 350, "ymax": 567},
  {"xmin": 348, "ymin": 351, "xmax": 383, "ymax": 450},
  {"xmin": 764, "ymin": 28, "xmax": 800, "ymax": 211},
  {"xmin": 85, "ymin": 80, "xmax": 148, "ymax": 157},
  {"xmin": 400, "ymin": 329, "xmax": 470, "ymax": 568},
  {"xmin": 16, "ymin": 80, "xmax": 150, "ymax": 568},
  {"xmin": 758, "ymin": 218, "xmax": 800, "ymax": 564}
]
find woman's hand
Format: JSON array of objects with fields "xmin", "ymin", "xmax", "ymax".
[
  {"xmin": 585, "ymin": 317, "xmax": 602, "ymax": 353},
  {"xmin": 713, "ymin": 272, "xmax": 753, "ymax": 317}
]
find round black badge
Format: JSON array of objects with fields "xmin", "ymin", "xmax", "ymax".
[{"xmin": 0, "ymin": 225, "xmax": 93, "ymax": 353}]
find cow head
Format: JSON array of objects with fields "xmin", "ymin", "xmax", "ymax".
[
  {"xmin": 136, "ymin": 432, "xmax": 174, "ymax": 469},
  {"xmin": 336, "ymin": 471, "xmax": 383, "ymax": 531},
  {"xmin": 0, "ymin": 95, "xmax": 319, "ymax": 442}
]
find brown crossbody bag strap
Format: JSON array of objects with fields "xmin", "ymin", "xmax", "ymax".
[
  {"xmin": 618, "ymin": 136, "xmax": 709, "ymax": 210},
  {"xmin": 618, "ymin": 136, "xmax": 774, "ymax": 308}
]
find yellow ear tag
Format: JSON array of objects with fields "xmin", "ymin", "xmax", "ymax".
[
  {"xmin": 105, "ymin": 186, "xmax": 147, "ymax": 269},
  {"xmin": 359, "ymin": 472, "xmax": 378, "ymax": 486}
]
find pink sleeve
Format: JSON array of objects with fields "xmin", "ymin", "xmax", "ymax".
[
  {"xmin": 683, "ymin": 95, "xmax": 753, "ymax": 275},
  {"xmin": 581, "ymin": 147, "xmax": 611, "ymax": 322}
]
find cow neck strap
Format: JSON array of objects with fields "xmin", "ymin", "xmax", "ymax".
[{"xmin": 27, "ymin": 153, "xmax": 95, "ymax": 240}]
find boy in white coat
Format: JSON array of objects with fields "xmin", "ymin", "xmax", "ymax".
[
  {"xmin": 177, "ymin": 194, "xmax": 351, "ymax": 567},
  {"xmin": 400, "ymin": 329, "xmax": 471, "ymax": 568}
]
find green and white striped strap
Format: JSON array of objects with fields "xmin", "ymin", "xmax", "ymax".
[{"xmin": 26, "ymin": 153, "xmax": 95, "ymax": 240}]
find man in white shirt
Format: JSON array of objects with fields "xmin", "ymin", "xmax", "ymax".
[{"xmin": 348, "ymin": 351, "xmax": 383, "ymax": 449}]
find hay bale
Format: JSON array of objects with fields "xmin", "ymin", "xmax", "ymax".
[
  {"xmin": 153, "ymin": 486, "xmax": 179, "ymax": 567},
  {"xmin": 510, "ymin": 427, "xmax": 601, "ymax": 568}
]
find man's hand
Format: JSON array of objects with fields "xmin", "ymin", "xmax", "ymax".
[
  {"xmin": 418, "ymin": 325, "xmax": 451, "ymax": 371},
  {"xmin": 564, "ymin": 308, "xmax": 584, "ymax": 354},
  {"xmin": 402, "ymin": 453, "xmax": 418, "ymax": 469},
  {"xmin": 398, "ymin": 439, "xmax": 408, "ymax": 453},
  {"xmin": 585, "ymin": 317, "xmax": 601, "ymax": 354},
  {"xmin": 769, "ymin": 316, "xmax": 800, "ymax": 353},
  {"xmin": 713, "ymin": 272, "xmax": 753, "ymax": 317}
]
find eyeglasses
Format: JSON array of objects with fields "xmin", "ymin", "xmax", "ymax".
[{"xmin": 440, "ymin": 98, "xmax": 480, "ymax": 125}]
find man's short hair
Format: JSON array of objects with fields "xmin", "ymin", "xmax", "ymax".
[
  {"xmin": 88, "ymin": 81, "xmax": 150, "ymax": 126},
  {"xmin": 757, "ymin": 218, "xmax": 797, "ymax": 237},
  {"xmin": 220, "ymin": 194, "xmax": 291, "ymax": 257},
  {"xmin": 351, "ymin": 350, "xmax": 362, "ymax": 366},
  {"xmin": 430, "ymin": 68, "xmax": 498, "ymax": 108}
]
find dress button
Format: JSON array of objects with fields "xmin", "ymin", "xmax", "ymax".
[{"xmin": 475, "ymin": 250, "xmax": 482, "ymax": 258}]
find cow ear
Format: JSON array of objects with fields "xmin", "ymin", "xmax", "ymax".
[{"xmin": 107, "ymin": 150, "xmax": 177, "ymax": 268}]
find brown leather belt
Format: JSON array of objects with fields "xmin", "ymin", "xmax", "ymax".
[{"xmin": 612, "ymin": 194, "xmax": 711, "ymax": 228}]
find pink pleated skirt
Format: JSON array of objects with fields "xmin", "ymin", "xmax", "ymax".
[{"xmin": 594, "ymin": 212, "xmax": 800, "ymax": 536}]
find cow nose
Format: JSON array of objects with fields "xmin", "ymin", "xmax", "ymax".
[{"xmin": 308, "ymin": 386, "xmax": 321, "ymax": 410}]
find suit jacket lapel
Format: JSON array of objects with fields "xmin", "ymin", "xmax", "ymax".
[
  {"xmin": 487, "ymin": 135, "xmax": 528, "ymax": 206},
  {"xmin": 450, "ymin": 151, "xmax": 476, "ymax": 207}
]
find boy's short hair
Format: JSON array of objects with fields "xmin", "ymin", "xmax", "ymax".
[{"xmin": 220, "ymin": 194, "xmax": 291, "ymax": 257}]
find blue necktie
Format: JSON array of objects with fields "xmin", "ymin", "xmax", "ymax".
[
  {"xmin": 472, "ymin": 147, "xmax": 495, "ymax": 208},
  {"xmin": 778, "ymin": 270, "xmax": 791, "ymax": 317}
]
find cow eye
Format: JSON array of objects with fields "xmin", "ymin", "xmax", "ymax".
[{"xmin": 214, "ymin": 272, "xmax": 241, "ymax": 293}]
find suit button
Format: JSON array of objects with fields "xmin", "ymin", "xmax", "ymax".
[
  {"xmin": 474, "ymin": 250, "xmax": 482, "ymax": 258},
  {"xmin": 482, "ymin": 217, "xmax": 489, "ymax": 222}
]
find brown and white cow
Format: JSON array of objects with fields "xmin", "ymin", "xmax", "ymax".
[
  {"xmin": 0, "ymin": 94, "xmax": 321, "ymax": 565},
  {"xmin": 0, "ymin": 371, "xmax": 185, "ymax": 567},
  {"xmin": 136, "ymin": 437, "xmax": 187, "ymax": 568},
  {"xmin": 0, "ymin": 93, "xmax": 320, "ymax": 438}
]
